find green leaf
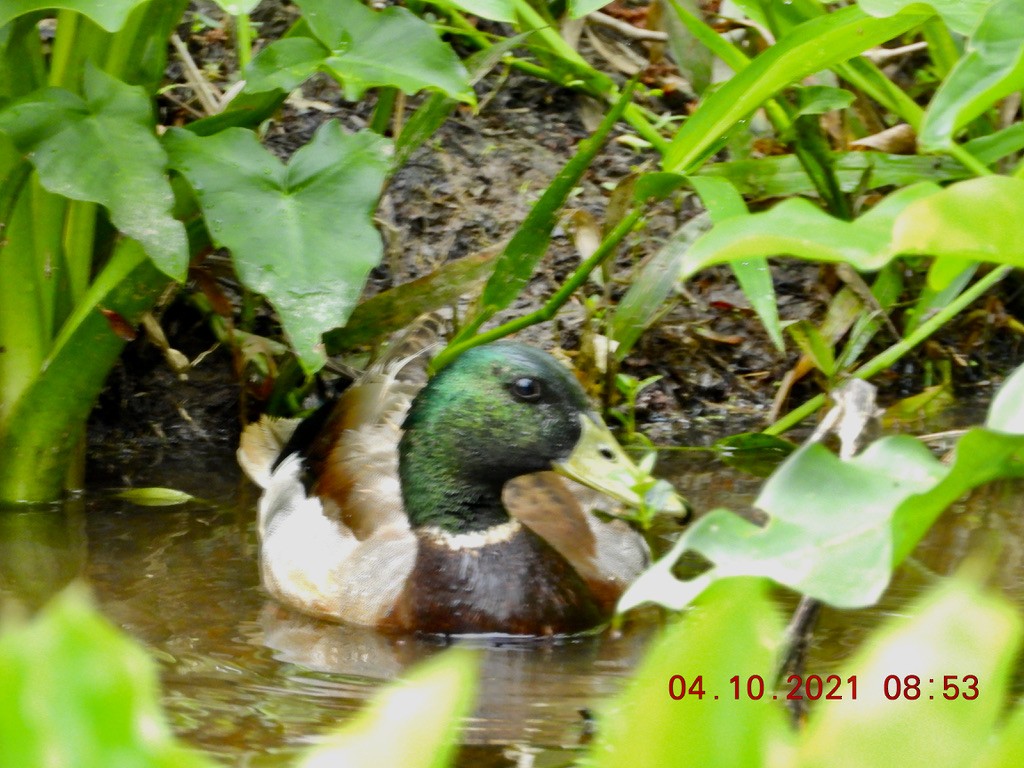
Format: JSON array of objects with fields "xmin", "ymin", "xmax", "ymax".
[
  {"xmin": 793, "ymin": 84, "xmax": 855, "ymax": 116},
  {"xmin": 787, "ymin": 320, "xmax": 837, "ymax": 376},
  {"xmin": 621, "ymin": 374, "xmax": 1024, "ymax": 613},
  {"xmin": 664, "ymin": 5, "xmax": 931, "ymax": 172},
  {"xmin": 621, "ymin": 436, "xmax": 947, "ymax": 612},
  {"xmin": 438, "ymin": 0, "xmax": 515, "ymax": 23},
  {"xmin": 798, "ymin": 577, "xmax": 1022, "ymax": 768},
  {"xmin": 858, "ymin": 0, "xmax": 989, "ymax": 36},
  {"xmin": 298, "ymin": 649, "xmax": 477, "ymax": 768},
  {"xmin": 325, "ymin": 247, "xmax": 499, "ymax": 351},
  {"xmin": 114, "ymin": 487, "xmax": 195, "ymax": 506},
  {"xmin": 164, "ymin": 122, "xmax": 391, "ymax": 372},
  {"xmin": 294, "ymin": 0, "xmax": 473, "ymax": 102},
  {"xmin": 919, "ymin": 0, "xmax": 1024, "ymax": 151},
  {"xmin": 0, "ymin": 65, "xmax": 188, "ymax": 278},
  {"xmin": 609, "ymin": 212, "xmax": 708, "ymax": 359},
  {"xmin": 697, "ymin": 151, "xmax": 972, "ymax": 202},
  {"xmin": 680, "ymin": 183, "xmax": 940, "ymax": 280},
  {"xmin": 891, "ymin": 176, "xmax": 1024, "ymax": 275},
  {"xmin": 0, "ymin": 0, "xmax": 150, "ymax": 32},
  {"xmin": 0, "ymin": 585, "xmax": 217, "ymax": 768},
  {"xmin": 987, "ymin": 363, "xmax": 1024, "ymax": 435},
  {"xmin": 594, "ymin": 579, "xmax": 788, "ymax": 768},
  {"xmin": 243, "ymin": 37, "xmax": 328, "ymax": 94}
]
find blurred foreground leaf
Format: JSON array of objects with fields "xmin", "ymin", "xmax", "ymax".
[
  {"xmin": 300, "ymin": 649, "xmax": 477, "ymax": 768},
  {"xmin": 591, "ymin": 579, "xmax": 788, "ymax": 768},
  {"xmin": 798, "ymin": 576, "xmax": 1022, "ymax": 768},
  {"xmin": 0, "ymin": 585, "xmax": 216, "ymax": 768}
]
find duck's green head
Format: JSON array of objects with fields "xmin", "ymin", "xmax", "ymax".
[{"xmin": 398, "ymin": 342, "xmax": 684, "ymax": 532}]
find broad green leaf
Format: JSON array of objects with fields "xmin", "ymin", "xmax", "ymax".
[
  {"xmin": 437, "ymin": 0, "xmax": 515, "ymax": 23},
  {"xmin": 0, "ymin": 585, "xmax": 216, "ymax": 768},
  {"xmin": 593, "ymin": 579, "xmax": 789, "ymax": 768},
  {"xmin": 697, "ymin": 151, "xmax": 972, "ymax": 201},
  {"xmin": 0, "ymin": 65, "xmax": 187, "ymax": 278},
  {"xmin": 664, "ymin": 5, "xmax": 931, "ymax": 172},
  {"xmin": 976, "ymin": 701, "xmax": 1024, "ymax": 768},
  {"xmin": 243, "ymin": 37, "xmax": 327, "ymax": 94},
  {"xmin": 0, "ymin": 0, "xmax": 149, "ymax": 31},
  {"xmin": 919, "ymin": 0, "xmax": 1024, "ymax": 151},
  {"xmin": 620, "ymin": 436, "xmax": 946, "ymax": 612},
  {"xmin": 798, "ymin": 578, "xmax": 1021, "ymax": 768},
  {"xmin": 299, "ymin": 649, "xmax": 477, "ymax": 768},
  {"xmin": 621, "ymin": 391, "xmax": 1024, "ymax": 612},
  {"xmin": 680, "ymin": 183, "xmax": 940, "ymax": 280},
  {"xmin": 891, "ymin": 176, "xmax": 1024, "ymax": 279},
  {"xmin": 857, "ymin": 0, "xmax": 987, "ymax": 35},
  {"xmin": 295, "ymin": 0, "xmax": 473, "ymax": 102},
  {"xmin": 987, "ymin": 363, "xmax": 1024, "ymax": 435},
  {"xmin": 164, "ymin": 122, "xmax": 391, "ymax": 372}
]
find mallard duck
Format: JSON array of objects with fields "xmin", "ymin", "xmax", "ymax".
[{"xmin": 239, "ymin": 338, "xmax": 687, "ymax": 636}]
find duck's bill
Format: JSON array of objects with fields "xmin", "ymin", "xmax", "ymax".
[{"xmin": 553, "ymin": 414, "xmax": 690, "ymax": 520}]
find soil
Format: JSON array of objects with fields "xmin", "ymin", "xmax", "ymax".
[{"xmin": 86, "ymin": 1, "xmax": 1024, "ymax": 468}]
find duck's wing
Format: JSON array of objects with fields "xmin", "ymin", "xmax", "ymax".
[
  {"xmin": 258, "ymin": 455, "xmax": 417, "ymax": 625},
  {"xmin": 504, "ymin": 472, "xmax": 650, "ymax": 613},
  {"xmin": 238, "ymin": 416, "xmax": 301, "ymax": 489}
]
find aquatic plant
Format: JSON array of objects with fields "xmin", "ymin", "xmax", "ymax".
[{"xmin": 0, "ymin": 0, "xmax": 472, "ymax": 504}]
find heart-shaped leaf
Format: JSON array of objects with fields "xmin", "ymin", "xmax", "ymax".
[
  {"xmin": 0, "ymin": 65, "xmax": 187, "ymax": 277},
  {"xmin": 290, "ymin": 0, "xmax": 473, "ymax": 102},
  {"xmin": 164, "ymin": 121, "xmax": 391, "ymax": 371}
]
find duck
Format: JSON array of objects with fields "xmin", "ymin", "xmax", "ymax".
[{"xmin": 238, "ymin": 334, "xmax": 688, "ymax": 636}]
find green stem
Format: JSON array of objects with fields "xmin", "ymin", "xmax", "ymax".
[
  {"xmin": 370, "ymin": 88, "xmax": 398, "ymax": 135},
  {"xmin": 103, "ymin": 0, "xmax": 146, "ymax": 80},
  {"xmin": 63, "ymin": 200, "xmax": 96, "ymax": 304},
  {"xmin": 235, "ymin": 13, "xmax": 253, "ymax": 70},
  {"xmin": 765, "ymin": 265, "xmax": 1011, "ymax": 435},
  {"xmin": 48, "ymin": 10, "xmax": 80, "ymax": 88},
  {"xmin": 0, "ymin": 238, "xmax": 171, "ymax": 505},
  {"xmin": 430, "ymin": 208, "xmax": 644, "ymax": 373}
]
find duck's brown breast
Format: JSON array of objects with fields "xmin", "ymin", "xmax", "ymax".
[{"xmin": 379, "ymin": 523, "xmax": 604, "ymax": 635}]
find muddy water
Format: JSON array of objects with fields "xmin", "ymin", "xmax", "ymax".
[{"xmin": 2, "ymin": 433, "xmax": 1024, "ymax": 765}]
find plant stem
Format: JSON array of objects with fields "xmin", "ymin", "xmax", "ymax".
[
  {"xmin": 430, "ymin": 208, "xmax": 643, "ymax": 372},
  {"xmin": 235, "ymin": 13, "xmax": 253, "ymax": 70},
  {"xmin": 765, "ymin": 265, "xmax": 1011, "ymax": 435}
]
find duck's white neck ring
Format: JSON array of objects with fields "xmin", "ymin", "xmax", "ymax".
[{"xmin": 419, "ymin": 519, "xmax": 522, "ymax": 550}]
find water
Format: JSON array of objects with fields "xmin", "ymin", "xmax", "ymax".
[{"xmin": 2, "ymin": 428, "xmax": 1023, "ymax": 765}]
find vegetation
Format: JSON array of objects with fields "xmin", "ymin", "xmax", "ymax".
[{"xmin": 3, "ymin": 0, "xmax": 1024, "ymax": 764}]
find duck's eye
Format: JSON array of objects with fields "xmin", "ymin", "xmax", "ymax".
[{"xmin": 511, "ymin": 377, "xmax": 542, "ymax": 402}]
